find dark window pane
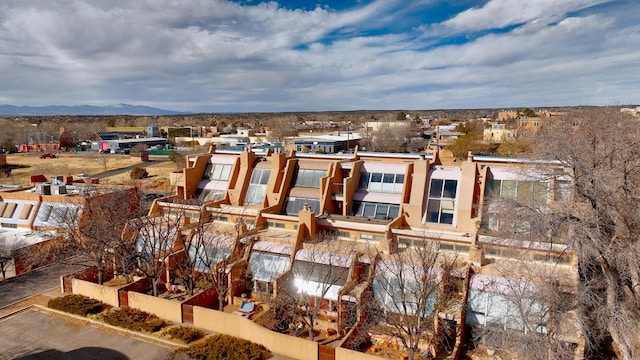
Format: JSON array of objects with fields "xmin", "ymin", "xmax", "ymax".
[
  {"xmin": 259, "ymin": 169, "xmax": 271, "ymax": 184},
  {"xmin": 388, "ymin": 205, "xmax": 399, "ymax": 219},
  {"xmin": 375, "ymin": 204, "xmax": 389, "ymax": 219},
  {"xmin": 363, "ymin": 203, "xmax": 376, "ymax": 217},
  {"xmin": 352, "ymin": 201, "xmax": 363, "ymax": 216},
  {"xmin": 429, "ymin": 179, "xmax": 443, "ymax": 197},
  {"xmin": 426, "ymin": 200, "xmax": 440, "ymax": 223},
  {"xmin": 443, "ymin": 180, "xmax": 457, "ymax": 198},
  {"xmin": 440, "ymin": 212, "xmax": 454, "ymax": 224}
]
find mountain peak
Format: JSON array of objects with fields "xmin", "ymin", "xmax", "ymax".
[{"xmin": 0, "ymin": 104, "xmax": 188, "ymax": 116}]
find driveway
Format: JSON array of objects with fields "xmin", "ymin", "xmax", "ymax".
[
  {"xmin": 0, "ymin": 259, "xmax": 88, "ymax": 308},
  {"xmin": 0, "ymin": 310, "xmax": 174, "ymax": 360}
]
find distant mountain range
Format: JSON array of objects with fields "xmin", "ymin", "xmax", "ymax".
[{"xmin": 0, "ymin": 104, "xmax": 188, "ymax": 116}]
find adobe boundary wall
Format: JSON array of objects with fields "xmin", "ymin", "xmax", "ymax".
[
  {"xmin": 193, "ymin": 305, "xmax": 319, "ymax": 360},
  {"xmin": 128, "ymin": 291, "xmax": 183, "ymax": 324},
  {"xmin": 72, "ymin": 278, "xmax": 121, "ymax": 307}
]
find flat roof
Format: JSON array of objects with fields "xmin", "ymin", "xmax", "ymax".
[
  {"xmin": 104, "ymin": 137, "xmax": 167, "ymax": 144},
  {"xmin": 0, "ymin": 228, "xmax": 54, "ymax": 251}
]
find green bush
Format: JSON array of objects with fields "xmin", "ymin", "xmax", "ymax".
[
  {"xmin": 47, "ymin": 294, "xmax": 106, "ymax": 316},
  {"xmin": 168, "ymin": 151, "xmax": 186, "ymax": 170},
  {"xmin": 179, "ymin": 334, "xmax": 271, "ymax": 360},
  {"xmin": 103, "ymin": 306, "xmax": 164, "ymax": 333},
  {"xmin": 130, "ymin": 167, "xmax": 149, "ymax": 179},
  {"xmin": 165, "ymin": 326, "xmax": 200, "ymax": 343}
]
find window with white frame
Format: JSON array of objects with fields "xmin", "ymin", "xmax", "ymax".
[
  {"xmin": 244, "ymin": 168, "xmax": 271, "ymax": 205},
  {"xmin": 486, "ymin": 178, "xmax": 547, "ymax": 205},
  {"xmin": 203, "ymin": 163, "xmax": 233, "ymax": 181},
  {"xmin": 466, "ymin": 289, "xmax": 547, "ymax": 333},
  {"xmin": 190, "ymin": 244, "xmax": 230, "ymax": 271},
  {"xmin": 373, "ymin": 274, "xmax": 437, "ymax": 316},
  {"xmin": 283, "ymin": 196, "xmax": 320, "ymax": 215},
  {"xmin": 425, "ymin": 178, "xmax": 458, "ymax": 225},
  {"xmin": 196, "ymin": 189, "xmax": 225, "ymax": 202},
  {"xmin": 352, "ymin": 201, "xmax": 399, "ymax": 220},
  {"xmin": 294, "ymin": 169, "xmax": 327, "ymax": 188},
  {"xmin": 249, "ymin": 252, "xmax": 290, "ymax": 294},
  {"xmin": 358, "ymin": 171, "xmax": 404, "ymax": 193}
]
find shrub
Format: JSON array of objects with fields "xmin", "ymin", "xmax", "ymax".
[
  {"xmin": 130, "ymin": 167, "xmax": 149, "ymax": 179},
  {"xmin": 165, "ymin": 326, "xmax": 200, "ymax": 343},
  {"xmin": 168, "ymin": 151, "xmax": 186, "ymax": 170},
  {"xmin": 179, "ymin": 334, "xmax": 271, "ymax": 360},
  {"xmin": 0, "ymin": 164, "xmax": 11, "ymax": 177},
  {"xmin": 47, "ymin": 294, "xmax": 106, "ymax": 316},
  {"xmin": 103, "ymin": 306, "xmax": 164, "ymax": 333}
]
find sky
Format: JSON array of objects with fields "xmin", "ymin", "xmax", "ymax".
[{"xmin": 0, "ymin": 0, "xmax": 638, "ymax": 113}]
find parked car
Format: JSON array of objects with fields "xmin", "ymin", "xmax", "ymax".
[{"xmin": 39, "ymin": 153, "xmax": 56, "ymax": 159}]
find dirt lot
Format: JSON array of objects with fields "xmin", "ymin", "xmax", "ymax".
[{"xmin": 0, "ymin": 152, "xmax": 177, "ymax": 192}]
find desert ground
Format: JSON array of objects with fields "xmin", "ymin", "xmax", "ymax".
[{"xmin": 1, "ymin": 152, "xmax": 177, "ymax": 193}]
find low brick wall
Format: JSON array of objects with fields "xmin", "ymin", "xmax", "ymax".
[{"xmin": 193, "ymin": 306, "xmax": 318, "ymax": 360}]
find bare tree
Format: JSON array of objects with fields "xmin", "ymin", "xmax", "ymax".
[
  {"xmin": 126, "ymin": 211, "xmax": 182, "ymax": 296},
  {"xmin": 287, "ymin": 233, "xmax": 356, "ymax": 340},
  {"xmin": 53, "ymin": 187, "xmax": 141, "ymax": 284},
  {"xmin": 466, "ymin": 257, "xmax": 578, "ymax": 360},
  {"xmin": 174, "ymin": 216, "xmax": 233, "ymax": 305},
  {"xmin": 0, "ymin": 236, "xmax": 27, "ymax": 279},
  {"xmin": 266, "ymin": 116, "xmax": 297, "ymax": 143},
  {"xmin": 366, "ymin": 240, "xmax": 458, "ymax": 360},
  {"xmin": 530, "ymin": 107, "xmax": 640, "ymax": 359},
  {"xmin": 362, "ymin": 123, "xmax": 412, "ymax": 153}
]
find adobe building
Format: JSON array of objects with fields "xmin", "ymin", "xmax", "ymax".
[
  {"xmin": 0, "ymin": 177, "xmax": 138, "ymax": 279},
  {"xmin": 148, "ymin": 146, "xmax": 581, "ymax": 357}
]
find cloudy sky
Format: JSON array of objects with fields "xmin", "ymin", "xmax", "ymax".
[{"xmin": 0, "ymin": 0, "xmax": 638, "ymax": 112}]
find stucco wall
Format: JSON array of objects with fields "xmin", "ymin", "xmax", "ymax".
[
  {"xmin": 72, "ymin": 278, "xmax": 121, "ymax": 307},
  {"xmin": 193, "ymin": 306, "xmax": 318, "ymax": 360},
  {"xmin": 335, "ymin": 347, "xmax": 380, "ymax": 360},
  {"xmin": 128, "ymin": 291, "xmax": 183, "ymax": 324}
]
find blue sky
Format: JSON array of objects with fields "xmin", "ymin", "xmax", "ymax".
[{"xmin": 0, "ymin": 0, "xmax": 638, "ymax": 112}]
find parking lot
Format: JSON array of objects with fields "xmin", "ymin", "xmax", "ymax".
[{"xmin": 0, "ymin": 310, "xmax": 175, "ymax": 360}]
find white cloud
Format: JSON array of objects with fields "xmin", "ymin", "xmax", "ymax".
[
  {"xmin": 0, "ymin": 0, "xmax": 638, "ymax": 111},
  {"xmin": 439, "ymin": 0, "xmax": 612, "ymax": 33}
]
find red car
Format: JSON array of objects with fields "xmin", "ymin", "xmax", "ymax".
[{"xmin": 39, "ymin": 153, "xmax": 56, "ymax": 159}]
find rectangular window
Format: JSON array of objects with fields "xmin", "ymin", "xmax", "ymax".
[
  {"xmin": 352, "ymin": 201, "xmax": 400, "ymax": 220},
  {"xmin": 19, "ymin": 204, "xmax": 34, "ymax": 220},
  {"xmin": 197, "ymin": 189, "xmax": 225, "ymax": 203},
  {"xmin": 487, "ymin": 179, "xmax": 548, "ymax": 205},
  {"xmin": 358, "ymin": 172, "xmax": 404, "ymax": 193},
  {"xmin": 394, "ymin": 174, "xmax": 404, "ymax": 193},
  {"xmin": 369, "ymin": 173, "xmax": 383, "ymax": 192},
  {"xmin": 294, "ymin": 169, "xmax": 327, "ymax": 188},
  {"xmin": 244, "ymin": 168, "xmax": 271, "ymax": 205},
  {"xmin": 2, "ymin": 203, "xmax": 16, "ymax": 218},
  {"xmin": 282, "ymin": 196, "xmax": 320, "ymax": 215},
  {"xmin": 381, "ymin": 174, "xmax": 395, "ymax": 193},
  {"xmin": 204, "ymin": 163, "xmax": 233, "ymax": 181},
  {"xmin": 425, "ymin": 178, "xmax": 458, "ymax": 225}
]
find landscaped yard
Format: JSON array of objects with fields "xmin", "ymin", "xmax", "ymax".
[{"xmin": 1, "ymin": 152, "xmax": 176, "ymax": 192}]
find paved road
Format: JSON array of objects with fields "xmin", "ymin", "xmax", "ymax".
[
  {"xmin": 0, "ymin": 260, "xmax": 87, "ymax": 308},
  {"xmin": 0, "ymin": 310, "xmax": 174, "ymax": 360}
]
